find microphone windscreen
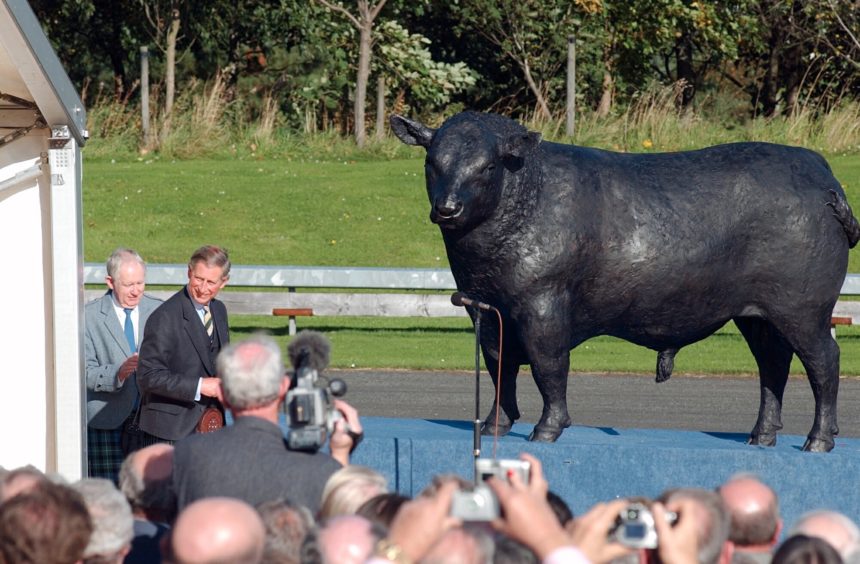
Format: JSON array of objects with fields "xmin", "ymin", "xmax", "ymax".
[
  {"xmin": 451, "ymin": 292, "xmax": 468, "ymax": 307},
  {"xmin": 287, "ymin": 330, "xmax": 331, "ymax": 371}
]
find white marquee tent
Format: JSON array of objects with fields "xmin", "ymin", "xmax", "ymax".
[{"xmin": 0, "ymin": 0, "xmax": 87, "ymax": 478}]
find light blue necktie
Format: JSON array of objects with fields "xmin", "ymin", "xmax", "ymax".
[{"xmin": 123, "ymin": 308, "xmax": 136, "ymax": 353}]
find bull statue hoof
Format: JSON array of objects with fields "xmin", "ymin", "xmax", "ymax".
[
  {"xmin": 802, "ymin": 437, "xmax": 835, "ymax": 453},
  {"xmin": 481, "ymin": 420, "xmax": 513, "ymax": 437},
  {"xmin": 528, "ymin": 426, "xmax": 565, "ymax": 442},
  {"xmin": 747, "ymin": 433, "xmax": 777, "ymax": 447}
]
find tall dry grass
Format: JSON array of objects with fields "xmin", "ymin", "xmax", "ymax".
[{"xmin": 84, "ymin": 79, "xmax": 860, "ymax": 160}]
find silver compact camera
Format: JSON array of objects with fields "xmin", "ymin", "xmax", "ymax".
[
  {"xmin": 608, "ymin": 502, "xmax": 678, "ymax": 549},
  {"xmin": 450, "ymin": 459, "xmax": 532, "ymax": 521},
  {"xmin": 475, "ymin": 458, "xmax": 531, "ymax": 484}
]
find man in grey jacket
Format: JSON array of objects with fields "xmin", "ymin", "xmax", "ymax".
[{"xmin": 85, "ymin": 248, "xmax": 161, "ymax": 482}]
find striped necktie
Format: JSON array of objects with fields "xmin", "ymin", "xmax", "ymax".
[
  {"xmin": 203, "ymin": 305, "xmax": 214, "ymax": 340},
  {"xmin": 123, "ymin": 308, "xmax": 136, "ymax": 353}
]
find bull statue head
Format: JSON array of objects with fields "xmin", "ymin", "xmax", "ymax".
[{"xmin": 391, "ymin": 112, "xmax": 541, "ymax": 232}]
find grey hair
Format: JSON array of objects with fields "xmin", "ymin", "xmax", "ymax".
[
  {"xmin": 789, "ymin": 509, "xmax": 860, "ymax": 562},
  {"xmin": 661, "ymin": 487, "xmax": 730, "ymax": 564},
  {"xmin": 118, "ymin": 453, "xmax": 176, "ymax": 515},
  {"xmin": 106, "ymin": 248, "xmax": 145, "ymax": 279},
  {"xmin": 72, "ymin": 478, "xmax": 133, "ymax": 560},
  {"xmin": 217, "ymin": 333, "xmax": 284, "ymax": 410}
]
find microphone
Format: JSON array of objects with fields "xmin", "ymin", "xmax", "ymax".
[
  {"xmin": 451, "ymin": 291, "xmax": 497, "ymax": 312},
  {"xmin": 287, "ymin": 330, "xmax": 331, "ymax": 377}
]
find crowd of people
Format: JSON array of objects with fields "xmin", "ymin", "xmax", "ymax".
[{"xmin": 0, "ymin": 246, "xmax": 857, "ymax": 564}]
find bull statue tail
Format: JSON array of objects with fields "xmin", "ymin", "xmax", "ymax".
[{"xmin": 827, "ymin": 190, "xmax": 860, "ymax": 249}]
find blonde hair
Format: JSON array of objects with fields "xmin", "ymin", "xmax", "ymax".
[{"xmin": 317, "ymin": 466, "xmax": 388, "ymax": 520}]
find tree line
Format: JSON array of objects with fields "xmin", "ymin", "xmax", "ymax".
[{"xmin": 31, "ymin": 0, "xmax": 860, "ymax": 146}]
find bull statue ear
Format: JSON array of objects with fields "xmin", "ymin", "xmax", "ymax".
[
  {"xmin": 390, "ymin": 115, "xmax": 435, "ymax": 149},
  {"xmin": 501, "ymin": 131, "xmax": 541, "ymax": 159}
]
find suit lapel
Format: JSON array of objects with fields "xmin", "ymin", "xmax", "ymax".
[
  {"xmin": 181, "ymin": 288, "xmax": 215, "ymax": 375},
  {"xmin": 100, "ymin": 293, "xmax": 130, "ymax": 354}
]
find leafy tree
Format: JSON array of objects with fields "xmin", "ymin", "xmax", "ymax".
[
  {"xmin": 449, "ymin": 0, "xmax": 583, "ymax": 121},
  {"xmin": 313, "ymin": 0, "xmax": 388, "ymax": 146}
]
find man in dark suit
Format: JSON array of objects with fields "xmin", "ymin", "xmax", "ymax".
[
  {"xmin": 85, "ymin": 248, "xmax": 162, "ymax": 482},
  {"xmin": 137, "ymin": 245, "xmax": 231, "ymax": 443},
  {"xmin": 172, "ymin": 334, "xmax": 363, "ymax": 514}
]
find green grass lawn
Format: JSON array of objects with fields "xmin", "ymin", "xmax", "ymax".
[
  {"xmin": 231, "ymin": 314, "xmax": 860, "ymax": 376},
  {"xmin": 84, "ymin": 152, "xmax": 860, "ymax": 375}
]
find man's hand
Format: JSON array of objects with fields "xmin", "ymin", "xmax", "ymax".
[
  {"xmin": 485, "ymin": 454, "xmax": 572, "ymax": 560},
  {"xmin": 384, "ymin": 480, "xmax": 461, "ymax": 562},
  {"xmin": 329, "ymin": 399, "xmax": 362, "ymax": 466},
  {"xmin": 566, "ymin": 499, "xmax": 634, "ymax": 563},
  {"xmin": 199, "ymin": 377, "xmax": 222, "ymax": 398},
  {"xmin": 117, "ymin": 354, "xmax": 139, "ymax": 383},
  {"xmin": 651, "ymin": 500, "xmax": 700, "ymax": 564}
]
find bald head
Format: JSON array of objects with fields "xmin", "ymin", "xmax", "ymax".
[
  {"xmin": 718, "ymin": 475, "xmax": 780, "ymax": 547},
  {"xmin": 119, "ymin": 444, "xmax": 175, "ymax": 519},
  {"xmin": 317, "ymin": 515, "xmax": 381, "ymax": 564},
  {"xmin": 789, "ymin": 510, "xmax": 860, "ymax": 562},
  {"xmin": 172, "ymin": 497, "xmax": 265, "ymax": 564}
]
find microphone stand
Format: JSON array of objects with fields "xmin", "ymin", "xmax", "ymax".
[{"xmin": 472, "ymin": 309, "xmax": 482, "ymax": 482}]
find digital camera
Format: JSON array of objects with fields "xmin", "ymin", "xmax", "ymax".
[
  {"xmin": 450, "ymin": 458, "xmax": 531, "ymax": 521},
  {"xmin": 608, "ymin": 502, "xmax": 678, "ymax": 549}
]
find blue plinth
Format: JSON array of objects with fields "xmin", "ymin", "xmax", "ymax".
[{"xmin": 346, "ymin": 417, "xmax": 860, "ymax": 527}]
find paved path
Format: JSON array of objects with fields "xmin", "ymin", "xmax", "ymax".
[{"xmin": 330, "ymin": 370, "xmax": 860, "ymax": 439}]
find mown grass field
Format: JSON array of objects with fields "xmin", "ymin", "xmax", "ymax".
[{"xmin": 83, "ymin": 152, "xmax": 860, "ymax": 375}]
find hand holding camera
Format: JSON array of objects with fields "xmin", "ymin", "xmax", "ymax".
[{"xmin": 608, "ymin": 502, "xmax": 678, "ymax": 549}]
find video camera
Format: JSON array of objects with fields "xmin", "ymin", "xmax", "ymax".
[{"xmin": 285, "ymin": 331, "xmax": 347, "ymax": 452}]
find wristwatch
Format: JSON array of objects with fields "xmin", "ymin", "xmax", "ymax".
[{"xmin": 373, "ymin": 538, "xmax": 411, "ymax": 564}]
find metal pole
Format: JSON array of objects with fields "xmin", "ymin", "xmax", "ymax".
[
  {"xmin": 566, "ymin": 34, "xmax": 576, "ymax": 138},
  {"xmin": 140, "ymin": 46, "xmax": 150, "ymax": 145},
  {"xmin": 473, "ymin": 311, "xmax": 482, "ymax": 482}
]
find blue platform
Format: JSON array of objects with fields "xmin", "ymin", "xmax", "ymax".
[{"xmin": 346, "ymin": 417, "xmax": 860, "ymax": 527}]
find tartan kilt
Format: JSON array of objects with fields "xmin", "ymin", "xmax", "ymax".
[{"xmin": 87, "ymin": 426, "xmax": 124, "ymax": 484}]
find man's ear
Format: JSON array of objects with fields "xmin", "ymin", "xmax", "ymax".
[
  {"xmin": 278, "ymin": 376, "xmax": 291, "ymax": 400},
  {"xmin": 105, "ymin": 276, "xmax": 116, "ymax": 291},
  {"xmin": 770, "ymin": 520, "xmax": 783, "ymax": 547}
]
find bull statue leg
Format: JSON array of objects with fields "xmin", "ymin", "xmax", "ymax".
[
  {"xmin": 738, "ymin": 315, "xmax": 840, "ymax": 452},
  {"xmin": 527, "ymin": 352, "xmax": 573, "ymax": 442},
  {"xmin": 793, "ymin": 331, "xmax": 841, "ymax": 452},
  {"xmin": 735, "ymin": 318, "xmax": 793, "ymax": 447},
  {"xmin": 480, "ymin": 349, "xmax": 521, "ymax": 437}
]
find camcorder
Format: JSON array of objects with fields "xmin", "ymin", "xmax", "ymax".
[
  {"xmin": 450, "ymin": 458, "xmax": 531, "ymax": 521},
  {"xmin": 608, "ymin": 502, "xmax": 678, "ymax": 549},
  {"xmin": 285, "ymin": 331, "xmax": 347, "ymax": 452}
]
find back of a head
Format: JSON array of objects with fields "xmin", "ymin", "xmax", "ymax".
[
  {"xmin": 217, "ymin": 335, "xmax": 284, "ymax": 410},
  {"xmin": 661, "ymin": 487, "xmax": 731, "ymax": 564},
  {"xmin": 318, "ymin": 465, "xmax": 388, "ymax": 520},
  {"xmin": 773, "ymin": 535, "xmax": 844, "ymax": 564},
  {"xmin": 421, "ymin": 524, "xmax": 495, "ymax": 564},
  {"xmin": 718, "ymin": 475, "xmax": 781, "ymax": 548},
  {"xmin": 118, "ymin": 443, "xmax": 176, "ymax": 518},
  {"xmin": 257, "ymin": 499, "xmax": 315, "ymax": 564},
  {"xmin": 0, "ymin": 465, "xmax": 48, "ymax": 502},
  {"xmin": 355, "ymin": 492, "xmax": 411, "ymax": 529},
  {"xmin": 172, "ymin": 497, "xmax": 265, "ymax": 564},
  {"xmin": 303, "ymin": 515, "xmax": 385, "ymax": 564},
  {"xmin": 789, "ymin": 510, "xmax": 860, "ymax": 563},
  {"xmin": 0, "ymin": 480, "xmax": 93, "ymax": 564},
  {"xmin": 72, "ymin": 478, "xmax": 134, "ymax": 563}
]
